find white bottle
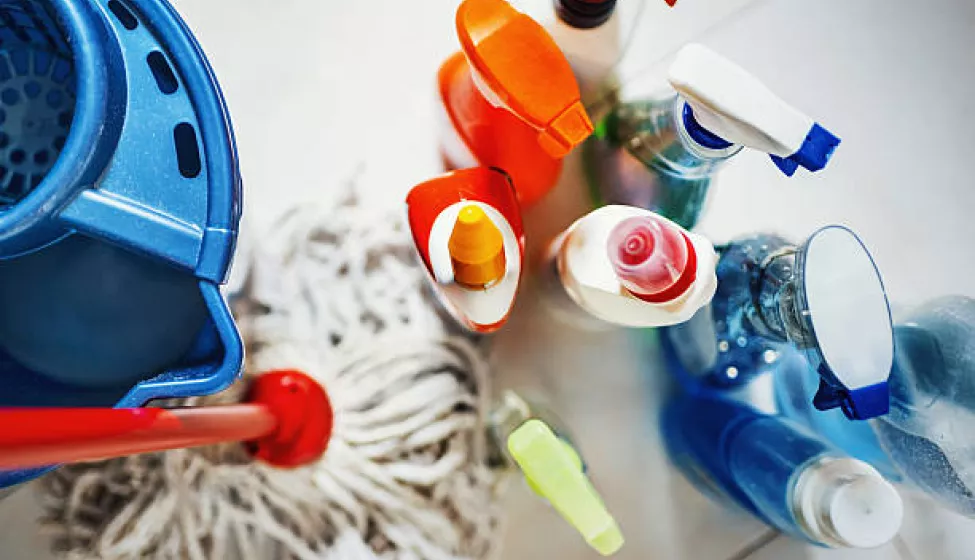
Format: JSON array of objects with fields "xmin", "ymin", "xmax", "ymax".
[
  {"xmin": 539, "ymin": 205, "xmax": 717, "ymax": 329},
  {"xmin": 547, "ymin": 0, "xmax": 678, "ymax": 118}
]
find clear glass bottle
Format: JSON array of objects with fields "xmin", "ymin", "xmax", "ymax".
[{"xmin": 584, "ymin": 96, "xmax": 739, "ymax": 229}]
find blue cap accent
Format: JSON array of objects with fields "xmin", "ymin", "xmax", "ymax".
[
  {"xmin": 682, "ymin": 103, "xmax": 734, "ymax": 150},
  {"xmin": 769, "ymin": 123, "xmax": 841, "ymax": 177},
  {"xmin": 813, "ymin": 378, "xmax": 890, "ymax": 420}
]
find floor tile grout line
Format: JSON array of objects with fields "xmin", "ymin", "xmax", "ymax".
[{"xmin": 725, "ymin": 528, "xmax": 782, "ymax": 560}]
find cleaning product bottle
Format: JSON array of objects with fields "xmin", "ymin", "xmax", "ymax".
[
  {"xmin": 406, "ymin": 168, "xmax": 525, "ymax": 333},
  {"xmin": 489, "ymin": 390, "xmax": 624, "ymax": 556},
  {"xmin": 662, "ymin": 393, "xmax": 903, "ymax": 549},
  {"xmin": 777, "ymin": 296, "xmax": 975, "ymax": 517},
  {"xmin": 772, "ymin": 347, "xmax": 901, "ymax": 481},
  {"xmin": 547, "ymin": 0, "xmax": 678, "ymax": 119},
  {"xmin": 538, "ymin": 204, "xmax": 717, "ymax": 329},
  {"xmin": 585, "ymin": 43, "xmax": 840, "ymax": 229},
  {"xmin": 662, "ymin": 225, "xmax": 894, "ymax": 420},
  {"xmin": 439, "ymin": 0, "xmax": 594, "ymax": 207}
]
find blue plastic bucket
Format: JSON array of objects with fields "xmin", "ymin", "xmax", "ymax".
[{"xmin": 0, "ymin": 0, "xmax": 243, "ymax": 488}]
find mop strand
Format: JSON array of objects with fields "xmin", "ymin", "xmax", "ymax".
[{"xmin": 38, "ymin": 191, "xmax": 505, "ymax": 560}]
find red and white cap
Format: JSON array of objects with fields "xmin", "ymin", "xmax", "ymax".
[{"xmin": 607, "ymin": 215, "xmax": 697, "ymax": 304}]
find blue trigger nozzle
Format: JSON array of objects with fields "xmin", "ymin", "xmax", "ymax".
[
  {"xmin": 770, "ymin": 123, "xmax": 841, "ymax": 177},
  {"xmin": 813, "ymin": 378, "xmax": 890, "ymax": 421}
]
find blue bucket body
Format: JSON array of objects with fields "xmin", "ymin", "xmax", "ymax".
[{"xmin": 0, "ymin": 0, "xmax": 243, "ymax": 488}]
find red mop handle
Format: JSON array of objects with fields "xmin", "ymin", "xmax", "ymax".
[
  {"xmin": 0, "ymin": 370, "xmax": 334, "ymax": 470},
  {"xmin": 0, "ymin": 405, "xmax": 277, "ymax": 469}
]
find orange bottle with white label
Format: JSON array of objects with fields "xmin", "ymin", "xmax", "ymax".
[{"xmin": 438, "ymin": 0, "xmax": 594, "ymax": 207}]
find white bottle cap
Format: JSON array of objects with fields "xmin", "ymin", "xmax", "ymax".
[
  {"xmin": 668, "ymin": 43, "xmax": 840, "ymax": 176},
  {"xmin": 793, "ymin": 457, "xmax": 903, "ymax": 549}
]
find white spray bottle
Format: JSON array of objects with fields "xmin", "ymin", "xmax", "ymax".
[{"xmin": 587, "ymin": 43, "xmax": 841, "ymax": 229}]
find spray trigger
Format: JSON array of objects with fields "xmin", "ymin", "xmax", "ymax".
[{"xmin": 669, "ymin": 44, "xmax": 840, "ymax": 176}]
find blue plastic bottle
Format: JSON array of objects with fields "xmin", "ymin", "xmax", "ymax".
[
  {"xmin": 663, "ymin": 394, "xmax": 903, "ymax": 548},
  {"xmin": 585, "ymin": 44, "xmax": 840, "ymax": 229},
  {"xmin": 662, "ymin": 226, "xmax": 894, "ymax": 420},
  {"xmin": 777, "ymin": 296, "xmax": 975, "ymax": 517}
]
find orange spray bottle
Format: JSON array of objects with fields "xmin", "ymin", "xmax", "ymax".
[
  {"xmin": 409, "ymin": 0, "xmax": 592, "ymax": 333},
  {"xmin": 407, "ymin": 168, "xmax": 525, "ymax": 333},
  {"xmin": 438, "ymin": 0, "xmax": 594, "ymax": 207}
]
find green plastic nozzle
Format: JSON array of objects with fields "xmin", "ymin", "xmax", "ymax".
[{"xmin": 507, "ymin": 419, "xmax": 624, "ymax": 556}]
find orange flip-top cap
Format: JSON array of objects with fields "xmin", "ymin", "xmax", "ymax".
[
  {"xmin": 456, "ymin": 0, "xmax": 594, "ymax": 158},
  {"xmin": 449, "ymin": 205, "xmax": 507, "ymax": 288}
]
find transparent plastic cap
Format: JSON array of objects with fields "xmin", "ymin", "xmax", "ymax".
[
  {"xmin": 798, "ymin": 226, "xmax": 894, "ymax": 420},
  {"xmin": 607, "ymin": 215, "xmax": 692, "ymax": 301}
]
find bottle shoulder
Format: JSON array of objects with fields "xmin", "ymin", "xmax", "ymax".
[{"xmin": 603, "ymin": 97, "xmax": 736, "ymax": 179}]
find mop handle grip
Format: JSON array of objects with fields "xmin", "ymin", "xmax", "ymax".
[{"xmin": 0, "ymin": 405, "xmax": 277, "ymax": 469}]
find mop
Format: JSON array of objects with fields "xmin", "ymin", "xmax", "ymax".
[{"xmin": 37, "ymin": 188, "xmax": 505, "ymax": 560}]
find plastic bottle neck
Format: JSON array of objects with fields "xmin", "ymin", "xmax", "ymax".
[
  {"xmin": 674, "ymin": 98, "xmax": 743, "ymax": 163},
  {"xmin": 554, "ymin": 0, "xmax": 617, "ymax": 29},
  {"xmin": 750, "ymin": 247, "xmax": 816, "ymax": 347}
]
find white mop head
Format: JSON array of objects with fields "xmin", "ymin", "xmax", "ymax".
[{"xmin": 38, "ymin": 191, "xmax": 504, "ymax": 560}]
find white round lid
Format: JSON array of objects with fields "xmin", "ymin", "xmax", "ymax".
[{"xmin": 826, "ymin": 474, "xmax": 904, "ymax": 549}]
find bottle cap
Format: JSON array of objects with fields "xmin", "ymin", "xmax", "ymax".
[
  {"xmin": 824, "ymin": 475, "xmax": 904, "ymax": 549},
  {"xmin": 607, "ymin": 215, "xmax": 696, "ymax": 303},
  {"xmin": 668, "ymin": 43, "xmax": 840, "ymax": 176},
  {"xmin": 554, "ymin": 0, "xmax": 617, "ymax": 29},
  {"xmin": 794, "ymin": 457, "xmax": 903, "ymax": 549},
  {"xmin": 457, "ymin": 0, "xmax": 594, "ymax": 158},
  {"xmin": 448, "ymin": 205, "xmax": 507, "ymax": 288},
  {"xmin": 508, "ymin": 419, "xmax": 624, "ymax": 556}
]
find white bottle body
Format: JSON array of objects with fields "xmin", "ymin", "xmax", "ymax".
[
  {"xmin": 548, "ymin": 10, "xmax": 622, "ymax": 109},
  {"xmin": 540, "ymin": 205, "xmax": 718, "ymax": 329}
]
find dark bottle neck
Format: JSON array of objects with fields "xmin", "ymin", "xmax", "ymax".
[
  {"xmin": 751, "ymin": 248, "xmax": 815, "ymax": 347},
  {"xmin": 554, "ymin": 0, "xmax": 617, "ymax": 29}
]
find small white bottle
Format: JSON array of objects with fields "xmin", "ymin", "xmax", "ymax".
[
  {"xmin": 539, "ymin": 205, "xmax": 717, "ymax": 330},
  {"xmin": 547, "ymin": 0, "xmax": 678, "ymax": 118}
]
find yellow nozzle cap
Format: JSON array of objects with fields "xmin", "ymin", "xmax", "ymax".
[
  {"xmin": 508, "ymin": 419, "xmax": 624, "ymax": 556},
  {"xmin": 449, "ymin": 205, "xmax": 507, "ymax": 288}
]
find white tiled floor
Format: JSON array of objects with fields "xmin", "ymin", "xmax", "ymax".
[{"xmin": 2, "ymin": 0, "xmax": 975, "ymax": 558}]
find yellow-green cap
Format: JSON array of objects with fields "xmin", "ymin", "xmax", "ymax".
[{"xmin": 507, "ymin": 419, "xmax": 624, "ymax": 556}]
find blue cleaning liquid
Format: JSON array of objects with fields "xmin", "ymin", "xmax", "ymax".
[
  {"xmin": 774, "ymin": 295, "xmax": 975, "ymax": 516},
  {"xmin": 873, "ymin": 297, "xmax": 975, "ymax": 516},
  {"xmin": 662, "ymin": 234, "xmax": 793, "ymax": 389},
  {"xmin": 663, "ymin": 394, "xmax": 851, "ymax": 544},
  {"xmin": 583, "ymin": 97, "xmax": 737, "ymax": 230},
  {"xmin": 773, "ymin": 350, "xmax": 900, "ymax": 480}
]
